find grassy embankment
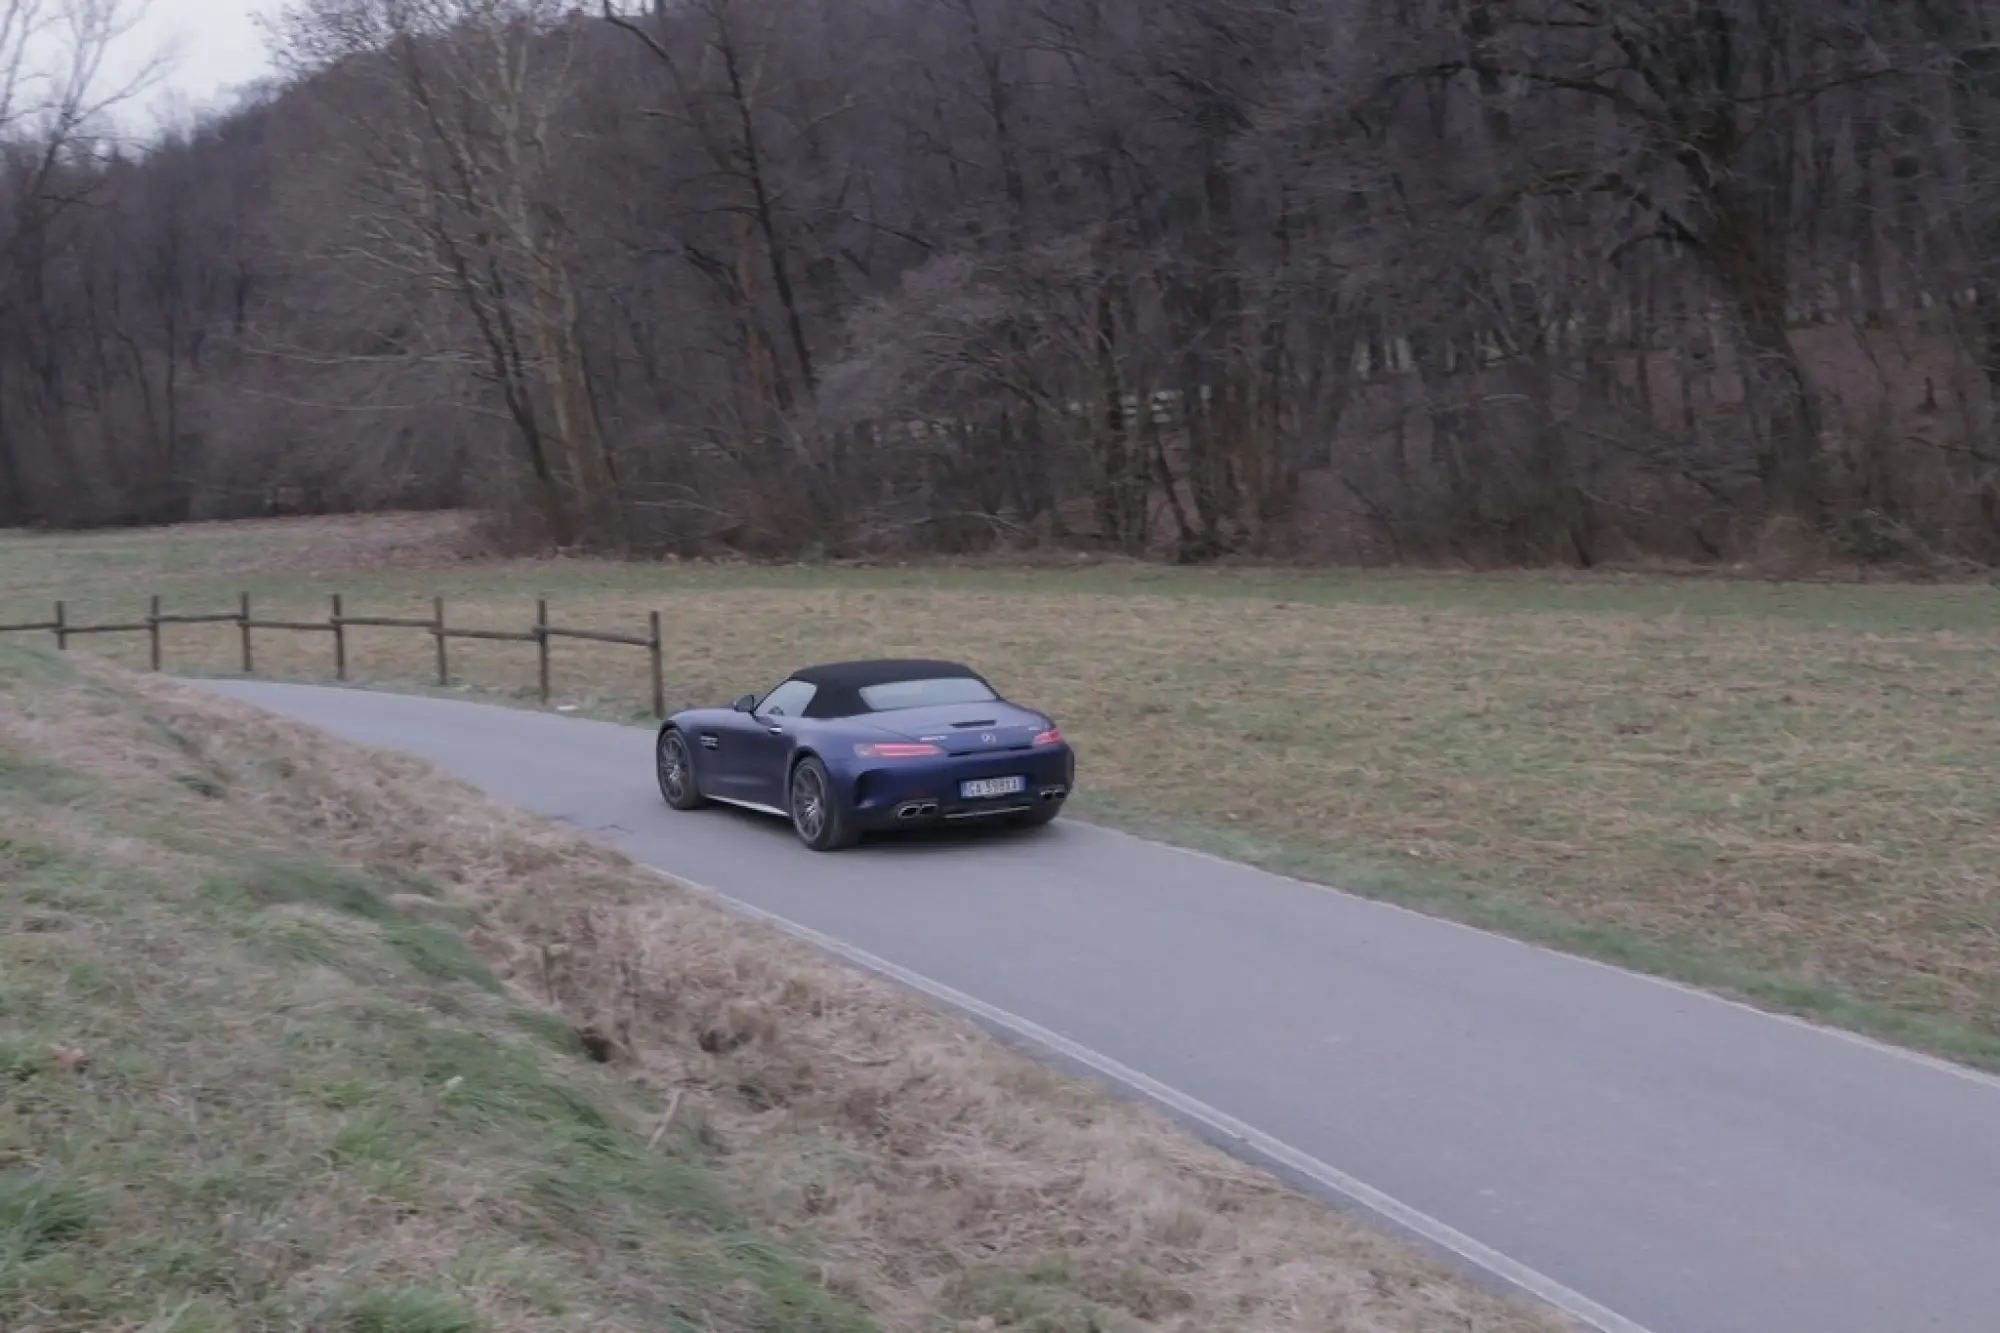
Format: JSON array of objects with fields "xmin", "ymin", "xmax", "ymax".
[
  {"xmin": 3, "ymin": 513, "xmax": 1998, "ymax": 1070},
  {"xmin": 0, "ymin": 641, "xmax": 1561, "ymax": 1332}
]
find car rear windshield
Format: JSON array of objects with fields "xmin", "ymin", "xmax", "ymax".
[{"xmin": 857, "ymin": 676, "xmax": 997, "ymax": 711}]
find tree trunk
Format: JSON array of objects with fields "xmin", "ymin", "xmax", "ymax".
[{"xmin": 1709, "ymin": 219, "xmax": 1824, "ymax": 523}]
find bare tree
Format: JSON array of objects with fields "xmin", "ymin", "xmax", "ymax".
[
  {"xmin": 274, "ymin": 0, "xmax": 625, "ymax": 548},
  {"xmin": 0, "ymin": 0, "xmax": 165, "ymax": 523},
  {"xmin": 5, "ymin": 0, "xmax": 1997, "ymax": 564}
]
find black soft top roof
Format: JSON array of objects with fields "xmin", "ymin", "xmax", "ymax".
[{"xmin": 787, "ymin": 658, "xmax": 988, "ymax": 719}]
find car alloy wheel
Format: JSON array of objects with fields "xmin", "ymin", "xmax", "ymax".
[
  {"xmin": 787, "ymin": 756, "xmax": 854, "ymax": 850},
  {"xmin": 656, "ymin": 729, "xmax": 704, "ymax": 810},
  {"xmin": 791, "ymin": 762, "xmax": 826, "ymax": 840}
]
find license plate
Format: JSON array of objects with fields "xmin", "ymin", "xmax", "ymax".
[{"xmin": 959, "ymin": 775, "xmax": 1026, "ymax": 800}]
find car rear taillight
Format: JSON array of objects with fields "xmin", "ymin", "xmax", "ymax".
[
  {"xmin": 1032, "ymin": 727, "xmax": 1062, "ymax": 746},
  {"xmin": 854, "ymin": 741, "xmax": 942, "ymax": 758}
]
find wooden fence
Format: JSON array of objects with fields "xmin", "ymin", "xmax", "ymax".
[{"xmin": 0, "ymin": 594, "xmax": 666, "ymax": 716}]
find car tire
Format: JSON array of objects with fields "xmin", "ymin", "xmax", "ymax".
[
  {"xmin": 656, "ymin": 727, "xmax": 707, "ymax": 810},
  {"xmin": 787, "ymin": 755, "xmax": 856, "ymax": 851}
]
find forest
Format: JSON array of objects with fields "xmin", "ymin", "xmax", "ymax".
[{"xmin": 3, "ymin": 0, "xmax": 1999, "ymax": 567}]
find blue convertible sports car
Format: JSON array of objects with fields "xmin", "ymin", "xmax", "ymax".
[{"xmin": 654, "ymin": 657, "xmax": 1075, "ymax": 850}]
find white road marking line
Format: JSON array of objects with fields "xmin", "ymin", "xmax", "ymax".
[
  {"xmin": 380, "ymin": 681, "xmax": 2000, "ymax": 1093},
  {"xmin": 645, "ymin": 865, "xmax": 1658, "ymax": 1333},
  {"xmin": 188, "ymin": 681, "xmax": 2000, "ymax": 1093},
  {"xmin": 189, "ymin": 682, "xmax": 1999, "ymax": 1330}
]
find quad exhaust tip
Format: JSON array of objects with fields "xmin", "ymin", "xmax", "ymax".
[{"xmin": 896, "ymin": 801, "xmax": 939, "ymax": 820}]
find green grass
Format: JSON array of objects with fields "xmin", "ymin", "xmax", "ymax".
[
  {"xmin": 4, "ymin": 513, "xmax": 1998, "ymax": 1074},
  {"xmin": 0, "ymin": 637, "xmax": 1570, "ymax": 1333},
  {"xmin": 0, "ymin": 651, "xmax": 878, "ymax": 1333}
]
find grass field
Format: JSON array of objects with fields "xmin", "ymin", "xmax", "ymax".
[
  {"xmin": 0, "ymin": 641, "xmax": 1557, "ymax": 1333},
  {"xmin": 3, "ymin": 513, "xmax": 1999, "ymax": 1071}
]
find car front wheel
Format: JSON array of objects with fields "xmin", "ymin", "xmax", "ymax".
[
  {"xmin": 656, "ymin": 728, "xmax": 706, "ymax": 810},
  {"xmin": 788, "ymin": 755, "xmax": 856, "ymax": 851}
]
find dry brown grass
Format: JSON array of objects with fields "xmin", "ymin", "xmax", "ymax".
[
  {"xmin": 8, "ymin": 653, "xmax": 869, "ymax": 1332},
  {"xmin": 5, "ymin": 512, "xmax": 1998, "ymax": 1064},
  {"xmin": 0, "ymin": 642, "xmax": 1564, "ymax": 1333}
]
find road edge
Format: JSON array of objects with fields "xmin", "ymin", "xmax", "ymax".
[
  {"xmin": 188, "ymin": 674, "xmax": 2000, "ymax": 1091},
  {"xmin": 642, "ymin": 864, "xmax": 1655, "ymax": 1333}
]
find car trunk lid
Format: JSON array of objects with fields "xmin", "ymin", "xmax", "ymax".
[{"xmin": 860, "ymin": 702, "xmax": 1045, "ymax": 754}]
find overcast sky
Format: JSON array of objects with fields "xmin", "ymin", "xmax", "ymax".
[{"xmin": 104, "ymin": 0, "xmax": 283, "ymax": 134}]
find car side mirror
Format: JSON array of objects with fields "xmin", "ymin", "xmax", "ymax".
[{"xmin": 732, "ymin": 693, "xmax": 757, "ymax": 713}]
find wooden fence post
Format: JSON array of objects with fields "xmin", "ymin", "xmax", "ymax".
[
  {"xmin": 433, "ymin": 596, "xmax": 448, "ymax": 686},
  {"xmin": 649, "ymin": 610, "xmax": 664, "ymax": 718},
  {"xmin": 9, "ymin": 591, "xmax": 666, "ymax": 714},
  {"xmin": 331, "ymin": 594, "xmax": 347, "ymax": 681},
  {"xmin": 536, "ymin": 598, "xmax": 550, "ymax": 704}
]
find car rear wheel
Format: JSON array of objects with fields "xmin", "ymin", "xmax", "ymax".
[
  {"xmin": 788, "ymin": 756, "xmax": 856, "ymax": 851},
  {"xmin": 656, "ymin": 728, "xmax": 706, "ymax": 810}
]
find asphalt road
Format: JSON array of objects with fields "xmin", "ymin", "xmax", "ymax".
[{"xmin": 198, "ymin": 680, "xmax": 2000, "ymax": 1333}]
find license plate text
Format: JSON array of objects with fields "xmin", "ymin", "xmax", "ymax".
[{"xmin": 960, "ymin": 775, "xmax": 1026, "ymax": 799}]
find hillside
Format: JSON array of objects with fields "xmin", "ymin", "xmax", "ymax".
[
  {"xmin": 0, "ymin": 641, "xmax": 1561, "ymax": 1333},
  {"xmin": 3, "ymin": 0, "xmax": 1997, "ymax": 566}
]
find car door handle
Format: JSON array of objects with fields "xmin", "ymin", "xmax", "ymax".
[{"xmin": 765, "ymin": 725, "xmax": 784, "ymax": 735}]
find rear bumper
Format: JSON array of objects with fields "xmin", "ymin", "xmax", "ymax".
[{"xmin": 843, "ymin": 745, "xmax": 1074, "ymax": 829}]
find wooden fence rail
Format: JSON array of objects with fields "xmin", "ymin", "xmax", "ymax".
[{"xmin": 0, "ymin": 594, "xmax": 666, "ymax": 717}]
